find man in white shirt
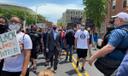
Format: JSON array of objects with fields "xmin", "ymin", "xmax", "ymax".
[
  {"xmin": 1, "ymin": 17, "xmax": 32, "ymax": 76},
  {"xmin": 75, "ymin": 25, "xmax": 90, "ymax": 72}
]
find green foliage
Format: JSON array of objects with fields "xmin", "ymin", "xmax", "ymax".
[
  {"xmin": 57, "ymin": 22, "xmax": 64, "ymax": 27},
  {"xmin": 0, "ymin": 4, "xmax": 45, "ymax": 25},
  {"xmin": 83, "ymin": 0, "xmax": 107, "ymax": 28}
]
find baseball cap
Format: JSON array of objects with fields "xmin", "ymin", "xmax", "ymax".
[{"xmin": 112, "ymin": 12, "xmax": 128, "ymax": 22}]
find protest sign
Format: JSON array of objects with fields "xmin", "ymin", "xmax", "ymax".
[{"xmin": 0, "ymin": 31, "xmax": 21, "ymax": 59}]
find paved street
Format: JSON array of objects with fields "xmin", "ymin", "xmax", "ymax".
[
  {"xmin": 30, "ymin": 49, "xmax": 104, "ymax": 76},
  {"xmin": 1, "ymin": 0, "xmax": 128, "ymax": 76}
]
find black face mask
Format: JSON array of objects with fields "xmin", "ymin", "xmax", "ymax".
[
  {"xmin": 0, "ymin": 24, "xmax": 7, "ymax": 34},
  {"xmin": 53, "ymin": 27, "xmax": 57, "ymax": 30}
]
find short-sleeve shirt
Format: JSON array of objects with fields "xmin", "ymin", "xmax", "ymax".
[
  {"xmin": 3, "ymin": 32, "xmax": 32, "ymax": 72},
  {"xmin": 74, "ymin": 30, "xmax": 90, "ymax": 49},
  {"xmin": 108, "ymin": 25, "xmax": 128, "ymax": 60},
  {"xmin": 65, "ymin": 29, "xmax": 74, "ymax": 45}
]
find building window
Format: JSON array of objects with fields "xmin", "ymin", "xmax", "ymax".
[
  {"xmin": 123, "ymin": 0, "xmax": 127, "ymax": 8},
  {"xmin": 112, "ymin": 0, "xmax": 116, "ymax": 9},
  {"xmin": 126, "ymin": 0, "xmax": 128, "ymax": 7},
  {"xmin": 71, "ymin": 11, "xmax": 72, "ymax": 14}
]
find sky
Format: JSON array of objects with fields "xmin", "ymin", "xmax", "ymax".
[{"xmin": 0, "ymin": 0, "xmax": 84, "ymax": 24}]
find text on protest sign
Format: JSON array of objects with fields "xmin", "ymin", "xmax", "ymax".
[{"xmin": 0, "ymin": 31, "xmax": 21, "ymax": 59}]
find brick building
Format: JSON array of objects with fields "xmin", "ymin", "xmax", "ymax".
[
  {"xmin": 100, "ymin": 0, "xmax": 128, "ymax": 34},
  {"xmin": 106, "ymin": 0, "xmax": 128, "ymax": 25}
]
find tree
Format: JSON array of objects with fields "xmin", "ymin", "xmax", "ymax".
[
  {"xmin": 83, "ymin": 0, "xmax": 107, "ymax": 29},
  {"xmin": 0, "ymin": 4, "xmax": 46, "ymax": 25},
  {"xmin": 57, "ymin": 22, "xmax": 64, "ymax": 27}
]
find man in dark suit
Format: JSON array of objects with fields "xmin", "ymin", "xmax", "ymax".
[{"xmin": 46, "ymin": 26, "xmax": 61, "ymax": 73}]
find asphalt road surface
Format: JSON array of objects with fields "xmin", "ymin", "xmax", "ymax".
[{"xmin": 30, "ymin": 50, "xmax": 104, "ymax": 76}]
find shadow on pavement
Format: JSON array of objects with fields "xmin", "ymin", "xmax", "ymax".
[
  {"xmin": 59, "ymin": 60, "xmax": 70, "ymax": 64},
  {"xmin": 65, "ymin": 69, "xmax": 76, "ymax": 76},
  {"xmin": 37, "ymin": 62, "xmax": 46, "ymax": 66}
]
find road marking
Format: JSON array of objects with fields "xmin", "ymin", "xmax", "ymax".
[
  {"xmin": 62, "ymin": 50, "xmax": 82, "ymax": 76},
  {"xmin": 72, "ymin": 56, "xmax": 77, "ymax": 62},
  {"xmin": 72, "ymin": 56, "xmax": 90, "ymax": 76},
  {"xmin": 72, "ymin": 62, "xmax": 83, "ymax": 76},
  {"xmin": 63, "ymin": 50, "xmax": 90, "ymax": 76},
  {"xmin": 85, "ymin": 72, "xmax": 90, "ymax": 76}
]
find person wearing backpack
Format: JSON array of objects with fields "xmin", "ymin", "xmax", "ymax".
[
  {"xmin": 87, "ymin": 12, "xmax": 128, "ymax": 76},
  {"xmin": 64, "ymin": 26, "xmax": 74, "ymax": 62},
  {"xmin": 28, "ymin": 25, "xmax": 41, "ymax": 72},
  {"xmin": 94, "ymin": 26, "xmax": 115, "ymax": 75},
  {"xmin": 1, "ymin": 16, "xmax": 32, "ymax": 76}
]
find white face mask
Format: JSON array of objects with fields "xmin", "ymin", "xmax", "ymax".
[
  {"xmin": 9, "ymin": 24, "xmax": 21, "ymax": 32},
  {"xmin": 80, "ymin": 27, "xmax": 85, "ymax": 31}
]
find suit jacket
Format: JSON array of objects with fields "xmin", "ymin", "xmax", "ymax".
[{"xmin": 46, "ymin": 30, "xmax": 61, "ymax": 51}]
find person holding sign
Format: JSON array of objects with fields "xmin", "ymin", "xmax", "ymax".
[
  {"xmin": 1, "ymin": 16, "xmax": 32, "ymax": 76},
  {"xmin": 0, "ymin": 16, "xmax": 9, "ymax": 76}
]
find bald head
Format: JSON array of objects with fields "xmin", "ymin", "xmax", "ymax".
[
  {"xmin": 10, "ymin": 16, "xmax": 21, "ymax": 24},
  {"xmin": 9, "ymin": 16, "xmax": 23, "ymax": 32}
]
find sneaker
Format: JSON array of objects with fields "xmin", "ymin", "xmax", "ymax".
[
  {"xmin": 69, "ymin": 60, "xmax": 72, "ymax": 62},
  {"xmin": 53, "ymin": 70, "xmax": 57, "ymax": 73},
  {"xmin": 64, "ymin": 58, "xmax": 67, "ymax": 62},
  {"xmin": 69, "ymin": 58, "xmax": 72, "ymax": 62},
  {"xmin": 76, "ymin": 61, "xmax": 79, "ymax": 67},
  {"xmin": 81, "ymin": 67, "xmax": 85, "ymax": 72}
]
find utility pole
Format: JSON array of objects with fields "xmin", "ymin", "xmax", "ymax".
[
  {"xmin": 23, "ymin": 20, "xmax": 26, "ymax": 32},
  {"xmin": 23, "ymin": 12, "xmax": 26, "ymax": 32},
  {"xmin": 35, "ymin": 6, "xmax": 38, "ymax": 24}
]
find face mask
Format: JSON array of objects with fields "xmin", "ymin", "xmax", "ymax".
[
  {"xmin": 80, "ymin": 27, "xmax": 85, "ymax": 31},
  {"xmin": 0, "ymin": 24, "xmax": 7, "ymax": 34},
  {"xmin": 53, "ymin": 27, "xmax": 57, "ymax": 30},
  {"xmin": 9, "ymin": 24, "xmax": 21, "ymax": 32}
]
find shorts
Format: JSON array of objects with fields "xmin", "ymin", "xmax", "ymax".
[
  {"xmin": 77, "ymin": 49, "xmax": 88, "ymax": 58},
  {"xmin": 31, "ymin": 49, "xmax": 37, "ymax": 59}
]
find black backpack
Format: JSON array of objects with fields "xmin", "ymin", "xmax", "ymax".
[{"xmin": 65, "ymin": 31, "xmax": 74, "ymax": 45}]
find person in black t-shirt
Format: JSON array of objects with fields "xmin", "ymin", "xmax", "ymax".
[
  {"xmin": 29, "ymin": 25, "xmax": 41, "ymax": 72},
  {"xmin": 64, "ymin": 27, "xmax": 74, "ymax": 62}
]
